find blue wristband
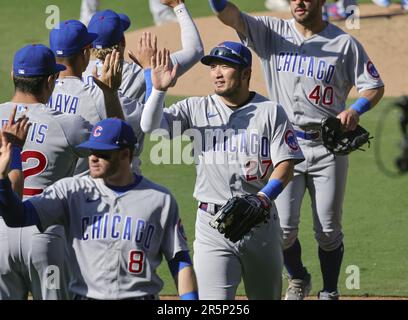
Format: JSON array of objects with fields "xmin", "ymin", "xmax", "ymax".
[
  {"xmin": 180, "ymin": 291, "xmax": 199, "ymax": 300},
  {"xmin": 10, "ymin": 146, "xmax": 22, "ymax": 171},
  {"xmin": 209, "ymin": 0, "xmax": 228, "ymax": 13},
  {"xmin": 144, "ymin": 68, "xmax": 152, "ymax": 103},
  {"xmin": 350, "ymin": 97, "xmax": 371, "ymax": 116},
  {"xmin": 259, "ymin": 179, "xmax": 283, "ymax": 200}
]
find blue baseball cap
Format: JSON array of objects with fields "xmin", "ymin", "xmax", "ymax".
[
  {"xmin": 77, "ymin": 118, "xmax": 137, "ymax": 151},
  {"xmin": 88, "ymin": 10, "xmax": 131, "ymax": 49},
  {"xmin": 50, "ymin": 20, "xmax": 98, "ymax": 57},
  {"xmin": 13, "ymin": 44, "xmax": 66, "ymax": 77},
  {"xmin": 201, "ymin": 41, "xmax": 252, "ymax": 67}
]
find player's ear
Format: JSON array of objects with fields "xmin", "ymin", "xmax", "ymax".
[{"xmin": 241, "ymin": 67, "xmax": 252, "ymax": 84}]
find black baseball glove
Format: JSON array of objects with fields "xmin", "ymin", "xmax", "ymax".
[
  {"xmin": 321, "ymin": 117, "xmax": 372, "ymax": 155},
  {"xmin": 209, "ymin": 195, "xmax": 270, "ymax": 243}
]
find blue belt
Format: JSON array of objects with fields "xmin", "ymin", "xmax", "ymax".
[{"xmin": 295, "ymin": 129, "xmax": 320, "ymax": 140}]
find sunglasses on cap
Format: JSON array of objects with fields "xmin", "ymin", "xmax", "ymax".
[{"xmin": 209, "ymin": 46, "xmax": 249, "ymax": 66}]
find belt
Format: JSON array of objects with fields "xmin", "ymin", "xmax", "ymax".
[
  {"xmin": 295, "ymin": 129, "xmax": 320, "ymax": 140},
  {"xmin": 73, "ymin": 294, "xmax": 156, "ymax": 300},
  {"xmin": 199, "ymin": 202, "xmax": 222, "ymax": 215}
]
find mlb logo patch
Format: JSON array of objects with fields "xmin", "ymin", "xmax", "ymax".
[
  {"xmin": 18, "ymin": 69, "xmax": 25, "ymax": 75},
  {"xmin": 56, "ymin": 50, "xmax": 64, "ymax": 55}
]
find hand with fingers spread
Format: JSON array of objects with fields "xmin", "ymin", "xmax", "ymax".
[
  {"xmin": 93, "ymin": 49, "xmax": 123, "ymax": 92},
  {"xmin": 1, "ymin": 105, "xmax": 31, "ymax": 149},
  {"xmin": 0, "ymin": 132, "xmax": 12, "ymax": 180},
  {"xmin": 128, "ymin": 32, "xmax": 158, "ymax": 69},
  {"xmin": 151, "ymin": 48, "xmax": 178, "ymax": 91}
]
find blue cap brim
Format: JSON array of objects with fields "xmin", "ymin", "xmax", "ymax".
[
  {"xmin": 55, "ymin": 64, "xmax": 67, "ymax": 72},
  {"xmin": 201, "ymin": 55, "xmax": 245, "ymax": 67},
  {"xmin": 118, "ymin": 13, "xmax": 131, "ymax": 31},
  {"xmin": 85, "ymin": 32, "xmax": 99, "ymax": 46},
  {"xmin": 76, "ymin": 141, "xmax": 121, "ymax": 151}
]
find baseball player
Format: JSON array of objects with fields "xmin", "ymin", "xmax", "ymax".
[
  {"xmin": 0, "ymin": 118, "xmax": 198, "ymax": 300},
  {"xmin": 0, "ymin": 44, "xmax": 122, "ymax": 300},
  {"xmin": 209, "ymin": 0, "xmax": 385, "ymax": 299},
  {"xmin": 47, "ymin": 20, "xmax": 120, "ymax": 174},
  {"xmin": 83, "ymin": 1, "xmax": 203, "ymax": 102},
  {"xmin": 141, "ymin": 45, "xmax": 304, "ymax": 300}
]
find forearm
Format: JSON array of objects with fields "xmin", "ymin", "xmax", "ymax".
[
  {"xmin": 140, "ymin": 88, "xmax": 166, "ymax": 133},
  {"xmin": 170, "ymin": 3, "xmax": 204, "ymax": 77},
  {"xmin": 103, "ymin": 90, "xmax": 125, "ymax": 119},
  {"xmin": 352, "ymin": 86, "xmax": 385, "ymax": 114},
  {"xmin": 209, "ymin": 1, "xmax": 246, "ymax": 35},
  {"xmin": 259, "ymin": 160, "xmax": 294, "ymax": 200},
  {"xmin": 177, "ymin": 266, "xmax": 198, "ymax": 298},
  {"xmin": 0, "ymin": 178, "xmax": 39, "ymax": 228},
  {"xmin": 168, "ymin": 251, "xmax": 198, "ymax": 300}
]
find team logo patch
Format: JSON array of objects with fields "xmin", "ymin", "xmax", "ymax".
[
  {"xmin": 367, "ymin": 61, "xmax": 380, "ymax": 79},
  {"xmin": 93, "ymin": 125, "xmax": 103, "ymax": 137},
  {"xmin": 285, "ymin": 130, "xmax": 300, "ymax": 151},
  {"xmin": 177, "ymin": 219, "xmax": 187, "ymax": 241}
]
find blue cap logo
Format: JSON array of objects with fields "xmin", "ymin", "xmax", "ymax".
[{"xmin": 77, "ymin": 118, "xmax": 137, "ymax": 151}]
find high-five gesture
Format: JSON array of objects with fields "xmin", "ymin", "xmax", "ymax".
[
  {"xmin": 0, "ymin": 106, "xmax": 31, "ymax": 179},
  {"xmin": 128, "ymin": 32, "xmax": 158, "ymax": 69},
  {"xmin": 2, "ymin": 106, "xmax": 30, "ymax": 149},
  {"xmin": 151, "ymin": 48, "xmax": 178, "ymax": 91},
  {"xmin": 93, "ymin": 49, "xmax": 123, "ymax": 92}
]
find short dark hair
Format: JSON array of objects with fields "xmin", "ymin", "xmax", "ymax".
[{"xmin": 13, "ymin": 75, "xmax": 48, "ymax": 96}]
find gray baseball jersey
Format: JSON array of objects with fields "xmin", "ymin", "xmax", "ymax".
[
  {"xmin": 238, "ymin": 14, "xmax": 384, "ymax": 276},
  {"xmin": 239, "ymin": 15, "xmax": 384, "ymax": 127},
  {"xmin": 156, "ymin": 92, "xmax": 304, "ymax": 299},
  {"xmin": 0, "ymin": 102, "xmax": 91, "ymax": 300},
  {"xmin": 28, "ymin": 174, "xmax": 188, "ymax": 299},
  {"xmin": 83, "ymin": 60, "xmax": 146, "ymax": 102},
  {"xmin": 48, "ymin": 77, "xmax": 145, "ymax": 174},
  {"xmin": 162, "ymin": 93, "xmax": 304, "ymax": 204},
  {"xmin": 48, "ymin": 77, "xmax": 106, "ymax": 174}
]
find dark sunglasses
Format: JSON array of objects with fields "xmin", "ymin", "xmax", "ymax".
[
  {"xmin": 209, "ymin": 46, "xmax": 249, "ymax": 66},
  {"xmin": 90, "ymin": 150, "xmax": 116, "ymax": 160}
]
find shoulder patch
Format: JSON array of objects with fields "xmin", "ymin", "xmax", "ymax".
[
  {"xmin": 367, "ymin": 61, "xmax": 380, "ymax": 79},
  {"xmin": 285, "ymin": 129, "xmax": 300, "ymax": 151}
]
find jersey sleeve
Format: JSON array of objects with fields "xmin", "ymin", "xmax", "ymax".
[
  {"xmin": 120, "ymin": 62, "xmax": 146, "ymax": 103},
  {"xmin": 28, "ymin": 179, "xmax": 69, "ymax": 230},
  {"xmin": 160, "ymin": 194, "xmax": 189, "ymax": 261},
  {"xmin": 163, "ymin": 99, "xmax": 194, "ymax": 139},
  {"xmin": 58, "ymin": 114, "xmax": 92, "ymax": 158},
  {"xmin": 238, "ymin": 13, "xmax": 280, "ymax": 58},
  {"xmin": 346, "ymin": 37, "xmax": 384, "ymax": 92},
  {"xmin": 270, "ymin": 104, "xmax": 305, "ymax": 166}
]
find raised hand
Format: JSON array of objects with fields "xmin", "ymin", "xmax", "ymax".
[
  {"xmin": 93, "ymin": 49, "xmax": 123, "ymax": 92},
  {"xmin": 151, "ymin": 48, "xmax": 178, "ymax": 91},
  {"xmin": 128, "ymin": 32, "xmax": 157, "ymax": 69},
  {"xmin": 2, "ymin": 105, "xmax": 31, "ymax": 149}
]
